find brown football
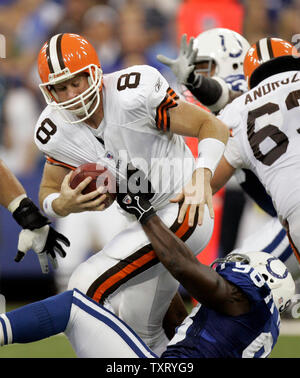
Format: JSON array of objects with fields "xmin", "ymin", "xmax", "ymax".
[{"xmin": 70, "ymin": 163, "xmax": 117, "ymax": 209}]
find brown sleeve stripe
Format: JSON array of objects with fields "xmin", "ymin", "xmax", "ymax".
[
  {"xmin": 87, "ymin": 205, "xmax": 198, "ymax": 304},
  {"xmin": 155, "ymin": 87, "xmax": 179, "ymax": 132},
  {"xmin": 46, "ymin": 156, "xmax": 76, "ymax": 171}
]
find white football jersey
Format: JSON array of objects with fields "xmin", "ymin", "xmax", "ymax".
[
  {"xmin": 34, "ymin": 65, "xmax": 194, "ymax": 209},
  {"xmin": 218, "ymin": 70, "xmax": 300, "ymax": 222}
]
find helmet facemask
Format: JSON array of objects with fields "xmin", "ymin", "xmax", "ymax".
[
  {"xmin": 39, "ymin": 63, "xmax": 103, "ymax": 124},
  {"xmin": 192, "ymin": 28, "xmax": 250, "ymax": 80},
  {"xmin": 194, "ymin": 58, "xmax": 216, "ymax": 78},
  {"xmin": 210, "ymin": 252, "xmax": 250, "ymax": 268}
]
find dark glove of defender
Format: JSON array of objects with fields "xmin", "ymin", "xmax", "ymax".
[
  {"xmin": 117, "ymin": 192, "xmax": 156, "ymax": 224},
  {"xmin": 12, "ymin": 198, "xmax": 70, "ymax": 273},
  {"xmin": 12, "ymin": 197, "xmax": 50, "ymax": 229}
]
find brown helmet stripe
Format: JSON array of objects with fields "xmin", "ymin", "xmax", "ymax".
[
  {"xmin": 267, "ymin": 37, "xmax": 274, "ymax": 59},
  {"xmin": 256, "ymin": 41, "xmax": 262, "ymax": 62},
  {"xmin": 46, "ymin": 39, "xmax": 54, "ymax": 73},
  {"xmin": 46, "ymin": 33, "xmax": 65, "ymax": 74},
  {"xmin": 56, "ymin": 33, "xmax": 65, "ymax": 70},
  {"xmin": 256, "ymin": 38, "xmax": 275, "ymax": 63}
]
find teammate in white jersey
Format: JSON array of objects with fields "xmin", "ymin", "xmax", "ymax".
[
  {"xmin": 34, "ymin": 33, "xmax": 228, "ymax": 354},
  {"xmin": 212, "ymin": 37, "xmax": 300, "ymax": 270},
  {"xmin": 158, "ymin": 29, "xmax": 300, "ymax": 282}
]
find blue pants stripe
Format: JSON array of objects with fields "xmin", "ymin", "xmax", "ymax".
[
  {"xmin": 263, "ymin": 229, "xmax": 286, "ymax": 253},
  {"xmin": 72, "ymin": 290, "xmax": 156, "ymax": 358}
]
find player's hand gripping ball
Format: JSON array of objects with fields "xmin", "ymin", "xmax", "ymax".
[{"xmin": 70, "ymin": 163, "xmax": 117, "ymax": 209}]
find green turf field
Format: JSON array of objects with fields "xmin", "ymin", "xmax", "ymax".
[
  {"xmin": 270, "ymin": 335, "xmax": 300, "ymax": 358},
  {"xmin": 1, "ymin": 302, "xmax": 299, "ymax": 358},
  {"xmin": 0, "ymin": 334, "xmax": 76, "ymax": 358},
  {"xmin": 0, "ymin": 332, "xmax": 299, "ymax": 358}
]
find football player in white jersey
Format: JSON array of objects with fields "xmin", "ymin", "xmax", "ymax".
[
  {"xmin": 158, "ymin": 29, "xmax": 300, "ymax": 282},
  {"xmin": 0, "ymin": 158, "xmax": 69, "ymax": 275},
  {"xmin": 212, "ymin": 37, "xmax": 300, "ymax": 272},
  {"xmin": 34, "ymin": 33, "xmax": 228, "ymax": 354}
]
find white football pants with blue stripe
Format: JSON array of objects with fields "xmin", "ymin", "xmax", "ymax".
[
  {"xmin": 0, "ymin": 289, "xmax": 157, "ymax": 358},
  {"xmin": 66, "ymin": 290, "xmax": 156, "ymax": 358},
  {"xmin": 234, "ymin": 216, "xmax": 300, "ymax": 282}
]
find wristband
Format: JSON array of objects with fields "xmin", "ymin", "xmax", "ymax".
[
  {"xmin": 196, "ymin": 138, "xmax": 225, "ymax": 175},
  {"xmin": 43, "ymin": 193, "xmax": 63, "ymax": 218},
  {"xmin": 12, "ymin": 197, "xmax": 50, "ymax": 230},
  {"xmin": 7, "ymin": 194, "xmax": 27, "ymax": 213}
]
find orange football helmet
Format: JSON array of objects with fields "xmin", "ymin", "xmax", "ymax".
[
  {"xmin": 244, "ymin": 37, "xmax": 298, "ymax": 89},
  {"xmin": 38, "ymin": 33, "xmax": 103, "ymax": 123}
]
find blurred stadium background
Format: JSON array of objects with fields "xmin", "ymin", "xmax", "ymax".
[{"xmin": 0, "ymin": 0, "xmax": 300, "ymax": 358}]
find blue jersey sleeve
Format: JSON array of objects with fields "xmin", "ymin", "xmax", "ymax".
[{"xmin": 225, "ymin": 74, "xmax": 248, "ymax": 92}]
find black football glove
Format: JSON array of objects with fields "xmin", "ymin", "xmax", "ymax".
[
  {"xmin": 12, "ymin": 198, "xmax": 70, "ymax": 274},
  {"xmin": 117, "ymin": 191, "xmax": 156, "ymax": 224}
]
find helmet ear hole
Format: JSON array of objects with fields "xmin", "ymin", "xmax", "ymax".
[
  {"xmin": 232, "ymin": 63, "xmax": 239, "ymax": 70},
  {"xmin": 261, "ymin": 273, "xmax": 275, "ymax": 284}
]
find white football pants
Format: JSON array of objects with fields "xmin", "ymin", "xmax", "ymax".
[
  {"xmin": 54, "ymin": 202, "xmax": 131, "ymax": 292},
  {"xmin": 234, "ymin": 216, "xmax": 300, "ymax": 282},
  {"xmin": 66, "ymin": 289, "xmax": 156, "ymax": 358},
  {"xmin": 67, "ymin": 202, "xmax": 213, "ymax": 355},
  {"xmin": 286, "ymin": 206, "xmax": 300, "ymax": 274}
]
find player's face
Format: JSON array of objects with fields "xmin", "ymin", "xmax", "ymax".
[
  {"xmin": 52, "ymin": 74, "xmax": 90, "ymax": 107},
  {"xmin": 194, "ymin": 61, "xmax": 216, "ymax": 77}
]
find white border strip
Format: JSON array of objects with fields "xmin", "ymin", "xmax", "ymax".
[
  {"xmin": 48, "ymin": 34, "xmax": 62, "ymax": 73},
  {"xmin": 259, "ymin": 38, "xmax": 271, "ymax": 63}
]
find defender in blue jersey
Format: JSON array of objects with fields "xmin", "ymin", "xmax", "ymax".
[
  {"xmin": 0, "ymin": 190, "xmax": 295, "ymax": 358},
  {"xmin": 162, "ymin": 255, "xmax": 281, "ymax": 358}
]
